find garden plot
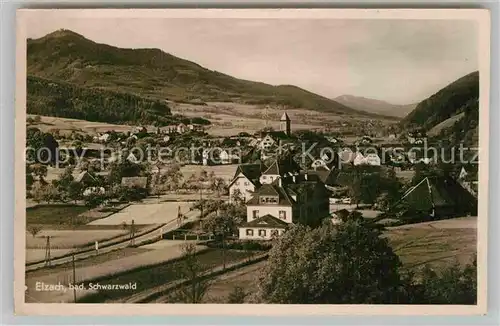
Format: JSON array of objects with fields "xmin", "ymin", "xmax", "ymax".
[
  {"xmin": 26, "ymin": 229, "xmax": 129, "ymax": 249},
  {"xmin": 179, "ymin": 164, "xmax": 238, "ymax": 183},
  {"xmin": 87, "ymin": 201, "xmax": 193, "ymax": 226}
]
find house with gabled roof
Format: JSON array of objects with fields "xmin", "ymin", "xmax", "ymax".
[
  {"xmin": 397, "ymin": 176, "xmax": 477, "ymax": 218},
  {"xmin": 259, "ymin": 156, "xmax": 301, "ymax": 185},
  {"xmin": 239, "ymin": 172, "xmax": 330, "ymax": 240},
  {"xmin": 238, "ymin": 214, "xmax": 289, "ymax": 240},
  {"xmin": 228, "ymin": 163, "xmax": 264, "ymax": 203}
]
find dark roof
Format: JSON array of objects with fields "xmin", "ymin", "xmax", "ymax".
[
  {"xmin": 262, "ymin": 156, "xmax": 301, "ymax": 176},
  {"xmin": 303, "ymin": 169, "xmax": 335, "ymax": 185},
  {"xmin": 242, "ymin": 214, "xmax": 289, "ymax": 228},
  {"xmin": 247, "ymin": 184, "xmax": 295, "ymax": 206},
  {"xmin": 231, "ymin": 163, "xmax": 263, "ymax": 185},
  {"xmin": 399, "ymin": 176, "xmax": 477, "ymax": 214}
]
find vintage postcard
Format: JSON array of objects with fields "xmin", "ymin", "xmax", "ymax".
[{"xmin": 15, "ymin": 9, "xmax": 490, "ymax": 315}]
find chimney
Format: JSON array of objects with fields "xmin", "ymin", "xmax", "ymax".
[{"xmin": 278, "ymin": 177, "xmax": 282, "ymax": 187}]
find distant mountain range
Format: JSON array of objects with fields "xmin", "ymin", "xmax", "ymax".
[
  {"xmin": 334, "ymin": 95, "xmax": 417, "ymax": 118},
  {"xmin": 27, "ymin": 29, "xmax": 397, "ymax": 120}
]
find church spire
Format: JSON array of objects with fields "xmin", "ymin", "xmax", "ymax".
[{"xmin": 280, "ymin": 111, "xmax": 291, "ymax": 136}]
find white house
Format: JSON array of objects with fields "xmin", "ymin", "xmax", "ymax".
[
  {"xmin": 238, "ymin": 214, "xmax": 288, "ymax": 240},
  {"xmin": 238, "ymin": 178, "xmax": 330, "ymax": 240},
  {"xmin": 127, "ymin": 152, "xmax": 140, "ymax": 164},
  {"xmin": 98, "ymin": 133, "xmax": 111, "ymax": 143},
  {"xmin": 83, "ymin": 186, "xmax": 105, "ymax": 197},
  {"xmin": 353, "ymin": 152, "xmax": 366, "ymax": 166},
  {"xmin": 228, "ymin": 163, "xmax": 262, "ymax": 202},
  {"xmin": 365, "ymin": 153, "xmax": 381, "ymax": 166},
  {"xmin": 459, "ymin": 166, "xmax": 468, "ymax": 180},
  {"xmin": 177, "ymin": 123, "xmax": 188, "ymax": 134},
  {"xmin": 338, "ymin": 148, "xmax": 355, "ymax": 164},
  {"xmin": 259, "ymin": 135, "xmax": 276, "ymax": 150}
]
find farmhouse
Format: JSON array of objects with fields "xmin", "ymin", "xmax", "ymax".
[
  {"xmin": 75, "ymin": 171, "xmax": 97, "ymax": 184},
  {"xmin": 259, "ymin": 157, "xmax": 301, "ymax": 185},
  {"xmin": 228, "ymin": 163, "xmax": 263, "ymax": 203},
  {"xmin": 398, "ymin": 176, "xmax": 477, "ymax": 219},
  {"xmin": 177, "ymin": 123, "xmax": 188, "ymax": 134}
]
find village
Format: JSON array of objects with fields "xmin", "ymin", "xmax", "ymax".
[{"xmin": 24, "ymin": 107, "xmax": 479, "ymax": 304}]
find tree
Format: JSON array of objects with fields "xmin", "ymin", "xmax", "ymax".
[
  {"xmin": 227, "ymin": 286, "xmax": 247, "ymax": 303},
  {"xmin": 26, "ymin": 164, "xmax": 34, "ymax": 191},
  {"xmin": 27, "ymin": 225, "xmax": 42, "ymax": 238},
  {"xmin": 230, "ymin": 188, "xmax": 245, "ymax": 205},
  {"xmin": 161, "ymin": 164, "xmax": 183, "ymax": 191},
  {"xmin": 409, "ymin": 257, "xmax": 477, "ymax": 304},
  {"xmin": 203, "ymin": 211, "xmax": 237, "ymax": 269},
  {"xmin": 210, "ymin": 177, "xmax": 227, "ymax": 196},
  {"xmin": 31, "ymin": 163, "xmax": 48, "ymax": 182},
  {"xmin": 255, "ymin": 220, "xmax": 405, "ymax": 304},
  {"xmin": 168, "ymin": 243, "xmax": 212, "ymax": 303},
  {"xmin": 84, "ymin": 191, "xmax": 107, "ymax": 208},
  {"xmin": 67, "ymin": 181, "xmax": 83, "ymax": 203}
]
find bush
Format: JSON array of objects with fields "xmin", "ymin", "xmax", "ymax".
[{"xmin": 206, "ymin": 240, "xmax": 272, "ymax": 251}]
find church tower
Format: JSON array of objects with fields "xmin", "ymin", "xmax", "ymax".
[{"xmin": 280, "ymin": 111, "xmax": 291, "ymax": 136}]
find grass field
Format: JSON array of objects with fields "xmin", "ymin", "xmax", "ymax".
[
  {"xmin": 26, "ymin": 229, "xmax": 129, "ymax": 249},
  {"xmin": 384, "ymin": 216, "xmax": 477, "ymax": 270},
  {"xmin": 27, "ymin": 115, "xmax": 138, "ymax": 136},
  {"xmin": 179, "ymin": 164, "xmax": 238, "ymax": 183},
  {"xmin": 26, "ymin": 204, "xmax": 89, "ymax": 226},
  {"xmin": 77, "ymin": 248, "xmax": 254, "ymax": 303},
  {"xmin": 198, "ymin": 216, "xmax": 478, "ymax": 301},
  {"xmin": 87, "ymin": 201, "xmax": 193, "ymax": 225},
  {"xmin": 202, "ymin": 260, "xmax": 266, "ymax": 303}
]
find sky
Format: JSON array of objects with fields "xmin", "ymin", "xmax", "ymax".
[{"xmin": 26, "ymin": 17, "xmax": 478, "ymax": 105}]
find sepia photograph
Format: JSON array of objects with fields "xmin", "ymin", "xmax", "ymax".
[{"xmin": 15, "ymin": 8, "xmax": 490, "ymax": 315}]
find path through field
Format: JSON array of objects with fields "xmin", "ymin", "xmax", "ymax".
[
  {"xmin": 87, "ymin": 202, "xmax": 193, "ymax": 225},
  {"xmin": 25, "ymin": 241, "xmax": 203, "ymax": 303}
]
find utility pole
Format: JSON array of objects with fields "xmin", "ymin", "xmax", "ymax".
[
  {"xmin": 44, "ymin": 236, "xmax": 51, "ymax": 267},
  {"xmin": 72, "ymin": 251, "xmax": 77, "ymax": 303},
  {"xmin": 130, "ymin": 219, "xmax": 136, "ymax": 246},
  {"xmin": 199, "ymin": 188, "xmax": 203, "ymax": 229}
]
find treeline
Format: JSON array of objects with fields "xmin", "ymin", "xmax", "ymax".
[{"xmin": 27, "ymin": 75, "xmax": 175, "ymax": 126}]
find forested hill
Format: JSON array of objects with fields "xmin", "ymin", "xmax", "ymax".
[
  {"xmin": 401, "ymin": 71, "xmax": 479, "ymax": 146},
  {"xmin": 27, "ymin": 29, "xmax": 394, "ymax": 119},
  {"xmin": 402, "ymin": 71, "xmax": 479, "ymax": 130},
  {"xmin": 27, "ymin": 75, "xmax": 176, "ymax": 126}
]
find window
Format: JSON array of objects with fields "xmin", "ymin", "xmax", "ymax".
[
  {"xmin": 260, "ymin": 196, "xmax": 279, "ymax": 204},
  {"xmin": 279, "ymin": 210, "xmax": 286, "ymax": 219},
  {"xmin": 258, "ymin": 229, "xmax": 267, "ymax": 237},
  {"xmin": 235, "ymin": 181, "xmax": 240, "ymax": 186},
  {"xmin": 262, "ymin": 176, "xmax": 267, "ymax": 179},
  {"xmin": 244, "ymin": 181, "xmax": 249, "ymax": 186},
  {"xmin": 271, "ymin": 230, "xmax": 279, "ymax": 237},
  {"xmin": 252, "ymin": 210, "xmax": 259, "ymax": 219},
  {"xmin": 270, "ymin": 176, "xmax": 274, "ymax": 181},
  {"xmin": 246, "ymin": 229, "xmax": 254, "ymax": 236}
]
